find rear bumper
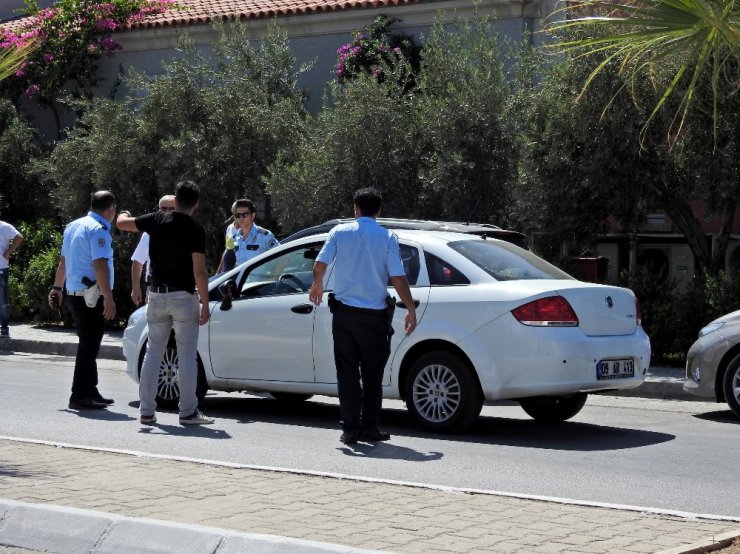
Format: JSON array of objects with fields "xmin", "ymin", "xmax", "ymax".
[{"xmin": 460, "ymin": 316, "xmax": 651, "ymax": 400}]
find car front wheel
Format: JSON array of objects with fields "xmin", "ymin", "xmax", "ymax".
[
  {"xmin": 404, "ymin": 351, "xmax": 482, "ymax": 433},
  {"xmin": 138, "ymin": 338, "xmax": 208, "ymax": 410},
  {"xmin": 519, "ymin": 393, "xmax": 587, "ymax": 422},
  {"xmin": 722, "ymin": 355, "xmax": 740, "ymax": 418}
]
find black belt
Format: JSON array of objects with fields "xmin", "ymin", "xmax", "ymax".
[
  {"xmin": 335, "ymin": 300, "xmax": 386, "ymax": 316},
  {"xmin": 149, "ymin": 285, "xmax": 188, "ymax": 294}
]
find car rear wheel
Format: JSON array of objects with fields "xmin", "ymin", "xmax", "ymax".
[
  {"xmin": 404, "ymin": 351, "xmax": 482, "ymax": 432},
  {"xmin": 722, "ymin": 356, "xmax": 740, "ymax": 418},
  {"xmin": 270, "ymin": 392, "xmax": 313, "ymax": 403},
  {"xmin": 138, "ymin": 338, "xmax": 208, "ymax": 410},
  {"xmin": 519, "ymin": 393, "xmax": 587, "ymax": 422}
]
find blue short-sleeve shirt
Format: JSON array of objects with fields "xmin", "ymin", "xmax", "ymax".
[
  {"xmin": 316, "ymin": 217, "xmax": 405, "ymax": 310},
  {"xmin": 61, "ymin": 211, "xmax": 114, "ymax": 293},
  {"xmin": 230, "ymin": 223, "xmax": 279, "ymax": 265}
]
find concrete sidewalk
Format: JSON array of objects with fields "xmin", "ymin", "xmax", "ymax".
[
  {"xmin": 3, "ymin": 323, "xmax": 734, "ymax": 554},
  {"xmin": 1, "ymin": 438, "xmax": 739, "ymax": 554}
]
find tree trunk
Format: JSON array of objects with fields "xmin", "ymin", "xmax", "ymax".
[{"xmin": 652, "ymin": 181, "xmax": 711, "ymax": 276}]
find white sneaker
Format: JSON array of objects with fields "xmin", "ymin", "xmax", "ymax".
[
  {"xmin": 179, "ymin": 409, "xmax": 214, "ymax": 425},
  {"xmin": 140, "ymin": 413, "xmax": 157, "ymax": 425}
]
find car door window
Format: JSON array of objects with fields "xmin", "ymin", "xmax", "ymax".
[
  {"xmin": 388, "ymin": 244, "xmax": 421, "ymax": 286},
  {"xmin": 239, "ymin": 244, "xmax": 321, "ymax": 298},
  {"xmin": 424, "ymin": 252, "xmax": 470, "ymax": 285}
]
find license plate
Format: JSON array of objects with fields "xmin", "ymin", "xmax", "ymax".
[{"xmin": 596, "ymin": 358, "xmax": 635, "ymax": 380}]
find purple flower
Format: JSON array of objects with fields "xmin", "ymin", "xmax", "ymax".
[
  {"xmin": 42, "ymin": 53, "xmax": 54, "ymax": 62},
  {"xmin": 100, "ymin": 36, "xmax": 117, "ymax": 50},
  {"xmin": 392, "ymin": 47, "xmax": 401, "ymax": 54},
  {"xmin": 24, "ymin": 84, "xmax": 40, "ymax": 97}
]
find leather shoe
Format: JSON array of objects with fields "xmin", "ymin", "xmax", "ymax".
[
  {"xmin": 68, "ymin": 397, "xmax": 108, "ymax": 410},
  {"xmin": 94, "ymin": 394, "xmax": 114, "ymax": 405},
  {"xmin": 340, "ymin": 431, "xmax": 359, "ymax": 445},
  {"xmin": 360, "ymin": 428, "xmax": 391, "ymax": 441}
]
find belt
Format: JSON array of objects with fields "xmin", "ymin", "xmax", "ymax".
[
  {"xmin": 335, "ymin": 300, "xmax": 386, "ymax": 315},
  {"xmin": 67, "ymin": 291, "xmax": 86, "ymax": 296},
  {"xmin": 149, "ymin": 285, "xmax": 188, "ymax": 294}
]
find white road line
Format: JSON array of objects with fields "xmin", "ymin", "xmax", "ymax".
[{"xmin": 2, "ymin": 434, "xmax": 739, "ymax": 523}]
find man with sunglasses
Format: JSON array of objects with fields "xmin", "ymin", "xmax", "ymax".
[
  {"xmin": 220, "ymin": 199, "xmax": 278, "ymax": 270},
  {"xmin": 129, "ymin": 195, "xmax": 176, "ymax": 306}
]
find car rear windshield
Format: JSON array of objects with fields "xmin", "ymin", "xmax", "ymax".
[{"xmin": 448, "ymin": 240, "xmax": 574, "ymax": 281}]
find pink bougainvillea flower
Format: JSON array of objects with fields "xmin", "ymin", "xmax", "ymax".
[{"xmin": 24, "ymin": 84, "xmax": 40, "ymax": 97}]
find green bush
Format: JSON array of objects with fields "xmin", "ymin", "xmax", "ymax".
[{"xmin": 8, "ymin": 219, "xmax": 63, "ymax": 324}]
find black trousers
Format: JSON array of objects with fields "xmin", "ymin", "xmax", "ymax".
[
  {"xmin": 332, "ymin": 307, "xmax": 391, "ymax": 433},
  {"xmin": 65, "ymin": 295, "xmax": 105, "ymax": 401}
]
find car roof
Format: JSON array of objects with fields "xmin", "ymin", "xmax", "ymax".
[{"xmin": 282, "ymin": 218, "xmax": 528, "ymax": 248}]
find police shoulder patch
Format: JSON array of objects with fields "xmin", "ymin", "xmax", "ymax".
[
  {"xmin": 267, "ymin": 239, "xmax": 276, "ymax": 248},
  {"xmin": 98, "ymin": 237, "xmax": 106, "ymax": 247}
]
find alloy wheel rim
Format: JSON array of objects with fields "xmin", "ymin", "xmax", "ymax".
[
  {"xmin": 157, "ymin": 347, "xmax": 180, "ymax": 401},
  {"xmin": 412, "ymin": 363, "xmax": 461, "ymax": 423},
  {"xmin": 732, "ymin": 366, "xmax": 740, "ymax": 404}
]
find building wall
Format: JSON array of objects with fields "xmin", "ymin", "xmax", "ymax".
[{"xmin": 19, "ymin": 0, "xmax": 551, "ymax": 137}]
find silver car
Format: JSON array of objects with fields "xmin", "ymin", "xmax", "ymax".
[{"xmin": 684, "ymin": 310, "xmax": 740, "ymax": 418}]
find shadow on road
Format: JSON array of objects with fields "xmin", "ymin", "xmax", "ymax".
[
  {"xmin": 195, "ymin": 394, "xmax": 674, "ymax": 452},
  {"xmin": 59, "ymin": 408, "xmax": 136, "ymax": 422},
  {"xmin": 692, "ymin": 410, "xmax": 740, "ymax": 425}
]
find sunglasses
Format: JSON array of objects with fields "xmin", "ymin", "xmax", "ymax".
[
  {"xmin": 234, "ymin": 211, "xmax": 254, "ymax": 219},
  {"xmin": 159, "ymin": 207, "xmax": 175, "ymax": 212}
]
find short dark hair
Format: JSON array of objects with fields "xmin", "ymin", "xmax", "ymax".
[
  {"xmin": 353, "ymin": 187, "xmax": 382, "ymax": 217},
  {"xmin": 176, "ymin": 180, "xmax": 200, "ymax": 210},
  {"xmin": 232, "ymin": 198, "xmax": 256, "ymax": 214},
  {"xmin": 90, "ymin": 191, "xmax": 116, "ymax": 212}
]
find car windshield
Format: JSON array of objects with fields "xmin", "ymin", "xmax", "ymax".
[{"xmin": 449, "ymin": 240, "xmax": 574, "ymax": 281}]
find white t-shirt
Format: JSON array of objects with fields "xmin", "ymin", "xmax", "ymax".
[
  {"xmin": 131, "ymin": 232, "xmax": 150, "ymax": 279},
  {"xmin": 0, "ymin": 220, "xmax": 20, "ymax": 270}
]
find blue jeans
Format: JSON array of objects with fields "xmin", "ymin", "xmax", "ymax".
[
  {"xmin": 0, "ymin": 268, "xmax": 9, "ymax": 329},
  {"xmin": 139, "ymin": 290, "xmax": 201, "ymax": 418}
]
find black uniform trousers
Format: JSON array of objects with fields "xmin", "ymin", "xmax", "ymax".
[
  {"xmin": 332, "ymin": 306, "xmax": 391, "ymax": 433},
  {"xmin": 65, "ymin": 295, "xmax": 105, "ymax": 401}
]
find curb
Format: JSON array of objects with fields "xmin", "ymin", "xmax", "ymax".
[
  {"xmin": 0, "ymin": 499, "xmax": 381, "ymax": 554},
  {"xmin": 0, "ymin": 337, "xmax": 124, "ymax": 361},
  {"xmin": 656, "ymin": 529, "xmax": 740, "ymax": 554}
]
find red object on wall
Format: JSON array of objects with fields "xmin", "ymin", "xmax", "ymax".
[{"xmin": 568, "ymin": 256, "xmax": 609, "ymax": 283}]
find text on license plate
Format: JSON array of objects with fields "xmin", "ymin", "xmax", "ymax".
[{"xmin": 596, "ymin": 358, "xmax": 635, "ymax": 380}]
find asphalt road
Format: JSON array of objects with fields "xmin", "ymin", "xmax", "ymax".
[{"xmin": 1, "ymin": 351, "xmax": 738, "ymax": 518}]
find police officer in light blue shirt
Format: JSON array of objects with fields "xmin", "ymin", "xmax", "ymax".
[
  {"xmin": 220, "ymin": 199, "xmax": 279, "ymax": 269},
  {"xmin": 48, "ymin": 191, "xmax": 118, "ymax": 411},
  {"xmin": 309, "ymin": 187, "xmax": 417, "ymax": 445}
]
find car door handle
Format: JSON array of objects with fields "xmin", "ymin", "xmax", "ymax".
[
  {"xmin": 396, "ymin": 299, "xmax": 420, "ymax": 309},
  {"xmin": 291, "ymin": 303, "xmax": 314, "ymax": 314}
]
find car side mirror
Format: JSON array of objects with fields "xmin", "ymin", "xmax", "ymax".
[{"xmin": 218, "ymin": 279, "xmax": 238, "ymax": 311}]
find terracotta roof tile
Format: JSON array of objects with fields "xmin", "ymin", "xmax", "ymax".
[
  {"xmin": 129, "ymin": 0, "xmax": 424, "ymax": 29},
  {"xmin": 1, "ymin": 0, "xmax": 426, "ymax": 33}
]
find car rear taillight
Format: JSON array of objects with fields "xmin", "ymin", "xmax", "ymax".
[
  {"xmin": 511, "ymin": 296, "xmax": 579, "ymax": 327},
  {"xmin": 635, "ymin": 297, "xmax": 642, "ymax": 326}
]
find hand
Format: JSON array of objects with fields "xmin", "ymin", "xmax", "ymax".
[
  {"xmin": 3, "ymin": 249, "xmax": 10, "ymax": 259},
  {"xmin": 309, "ymin": 281, "xmax": 323, "ymax": 306},
  {"xmin": 131, "ymin": 286, "xmax": 142, "ymax": 306},
  {"xmin": 48, "ymin": 289, "xmax": 62, "ymax": 310},
  {"xmin": 404, "ymin": 311, "xmax": 417, "ymax": 335},
  {"xmin": 199, "ymin": 302, "xmax": 210, "ymax": 325},
  {"xmin": 102, "ymin": 294, "xmax": 116, "ymax": 320}
]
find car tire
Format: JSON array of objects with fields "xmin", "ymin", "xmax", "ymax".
[
  {"xmin": 519, "ymin": 393, "xmax": 588, "ymax": 422},
  {"xmin": 270, "ymin": 392, "xmax": 313, "ymax": 403},
  {"xmin": 138, "ymin": 337, "xmax": 208, "ymax": 411},
  {"xmin": 722, "ymin": 356, "xmax": 740, "ymax": 418},
  {"xmin": 404, "ymin": 351, "xmax": 482, "ymax": 433}
]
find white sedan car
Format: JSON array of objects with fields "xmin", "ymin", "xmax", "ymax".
[{"xmin": 123, "ymin": 230, "xmax": 651, "ymax": 432}]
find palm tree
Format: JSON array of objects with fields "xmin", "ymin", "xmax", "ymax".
[
  {"xmin": 547, "ymin": 0, "xmax": 739, "ymax": 143},
  {"xmin": 0, "ymin": 40, "xmax": 34, "ymax": 82}
]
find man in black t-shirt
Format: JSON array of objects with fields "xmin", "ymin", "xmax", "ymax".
[{"xmin": 117, "ymin": 181, "xmax": 214, "ymax": 426}]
